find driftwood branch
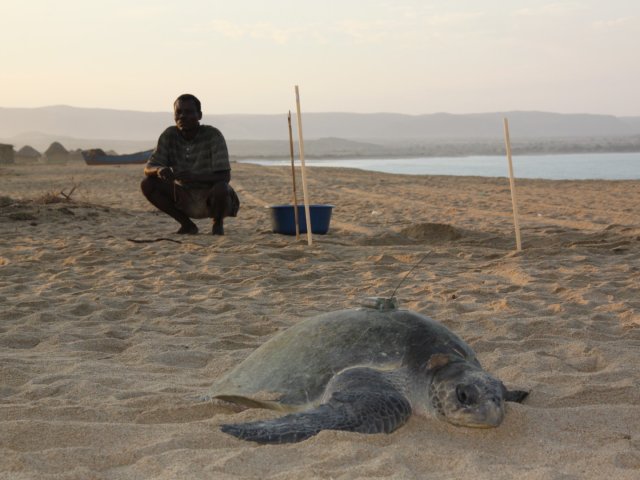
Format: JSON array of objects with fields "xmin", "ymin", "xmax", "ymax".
[
  {"xmin": 60, "ymin": 185, "xmax": 77, "ymax": 200},
  {"xmin": 35, "ymin": 180, "xmax": 79, "ymax": 204}
]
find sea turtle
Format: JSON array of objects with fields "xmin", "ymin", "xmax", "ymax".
[{"xmin": 213, "ymin": 298, "xmax": 528, "ymax": 444}]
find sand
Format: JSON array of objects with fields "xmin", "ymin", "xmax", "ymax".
[{"xmin": 0, "ymin": 161, "xmax": 639, "ymax": 479}]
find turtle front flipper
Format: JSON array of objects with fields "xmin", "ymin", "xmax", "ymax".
[
  {"xmin": 221, "ymin": 367, "xmax": 412, "ymax": 444},
  {"xmin": 504, "ymin": 388, "xmax": 529, "ymax": 403}
]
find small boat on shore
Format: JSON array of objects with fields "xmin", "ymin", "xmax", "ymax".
[{"xmin": 82, "ymin": 149, "xmax": 153, "ymax": 165}]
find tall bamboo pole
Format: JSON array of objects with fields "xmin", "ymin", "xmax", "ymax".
[
  {"xmin": 287, "ymin": 111, "xmax": 300, "ymax": 239},
  {"xmin": 503, "ymin": 118, "xmax": 522, "ymax": 251},
  {"xmin": 295, "ymin": 85, "xmax": 313, "ymax": 245}
]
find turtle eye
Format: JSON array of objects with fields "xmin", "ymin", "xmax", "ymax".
[{"xmin": 456, "ymin": 384, "xmax": 477, "ymax": 405}]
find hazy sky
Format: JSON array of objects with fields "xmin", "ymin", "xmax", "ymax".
[{"xmin": 1, "ymin": 0, "xmax": 638, "ymax": 115}]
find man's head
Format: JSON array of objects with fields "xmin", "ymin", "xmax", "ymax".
[{"xmin": 174, "ymin": 94, "xmax": 202, "ymax": 133}]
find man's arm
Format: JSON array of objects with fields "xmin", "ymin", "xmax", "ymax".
[
  {"xmin": 210, "ymin": 128, "xmax": 230, "ymax": 170},
  {"xmin": 143, "ymin": 165, "xmax": 160, "ymax": 177},
  {"xmin": 145, "ymin": 165, "xmax": 175, "ymax": 181},
  {"xmin": 144, "ymin": 129, "xmax": 172, "ymax": 178},
  {"xmin": 144, "ymin": 165, "xmax": 172, "ymax": 178}
]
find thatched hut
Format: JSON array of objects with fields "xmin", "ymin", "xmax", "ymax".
[
  {"xmin": 44, "ymin": 142, "xmax": 70, "ymax": 164},
  {"xmin": 0, "ymin": 143, "xmax": 15, "ymax": 164},
  {"xmin": 67, "ymin": 148, "xmax": 87, "ymax": 163},
  {"xmin": 15, "ymin": 145, "xmax": 42, "ymax": 164}
]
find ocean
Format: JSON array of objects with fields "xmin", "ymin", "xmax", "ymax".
[{"xmin": 239, "ymin": 152, "xmax": 640, "ymax": 180}]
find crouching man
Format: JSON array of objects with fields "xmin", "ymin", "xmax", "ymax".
[{"xmin": 141, "ymin": 93, "xmax": 239, "ymax": 235}]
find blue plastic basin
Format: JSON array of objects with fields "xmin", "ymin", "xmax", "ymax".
[{"xmin": 268, "ymin": 204, "xmax": 334, "ymax": 235}]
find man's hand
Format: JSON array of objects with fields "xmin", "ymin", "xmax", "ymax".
[{"xmin": 157, "ymin": 167, "xmax": 175, "ymax": 182}]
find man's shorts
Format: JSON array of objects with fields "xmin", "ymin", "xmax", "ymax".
[{"xmin": 175, "ymin": 182, "xmax": 240, "ymax": 219}]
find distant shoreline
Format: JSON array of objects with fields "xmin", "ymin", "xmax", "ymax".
[
  {"xmin": 227, "ymin": 136, "xmax": 640, "ymax": 161},
  {"xmin": 230, "ymin": 147, "xmax": 640, "ymax": 161},
  {"xmin": 237, "ymin": 152, "xmax": 640, "ymax": 181}
]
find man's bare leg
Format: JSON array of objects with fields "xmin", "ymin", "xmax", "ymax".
[
  {"xmin": 140, "ymin": 177, "xmax": 198, "ymax": 234},
  {"xmin": 209, "ymin": 182, "xmax": 230, "ymax": 235}
]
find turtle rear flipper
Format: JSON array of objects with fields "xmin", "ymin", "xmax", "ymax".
[{"xmin": 221, "ymin": 368, "xmax": 412, "ymax": 444}]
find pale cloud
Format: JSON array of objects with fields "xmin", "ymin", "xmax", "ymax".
[
  {"xmin": 360, "ymin": 4, "xmax": 486, "ymax": 29},
  {"xmin": 209, "ymin": 20, "xmax": 298, "ymax": 45},
  {"xmin": 208, "ymin": 9, "xmax": 486, "ymax": 48},
  {"xmin": 208, "ymin": 18, "xmax": 397, "ymax": 46},
  {"xmin": 592, "ymin": 16, "xmax": 637, "ymax": 30},
  {"xmin": 333, "ymin": 10, "xmax": 485, "ymax": 45},
  {"xmin": 514, "ymin": 2, "xmax": 584, "ymax": 17},
  {"xmin": 334, "ymin": 19, "xmax": 397, "ymax": 43},
  {"xmin": 334, "ymin": 5, "xmax": 489, "ymax": 48},
  {"xmin": 116, "ymin": 5, "xmax": 174, "ymax": 19},
  {"xmin": 423, "ymin": 11, "xmax": 484, "ymax": 26},
  {"xmin": 209, "ymin": 20, "xmax": 249, "ymax": 40}
]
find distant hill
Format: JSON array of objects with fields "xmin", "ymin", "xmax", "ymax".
[
  {"xmin": 1, "ymin": 106, "xmax": 639, "ymax": 157},
  {"xmin": 0, "ymin": 131, "xmax": 153, "ymax": 153},
  {"xmin": 620, "ymin": 116, "xmax": 640, "ymax": 131}
]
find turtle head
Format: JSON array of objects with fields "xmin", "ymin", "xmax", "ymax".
[{"xmin": 427, "ymin": 354, "xmax": 507, "ymax": 428}]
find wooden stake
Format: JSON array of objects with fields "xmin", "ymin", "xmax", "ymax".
[
  {"xmin": 295, "ymin": 85, "xmax": 313, "ymax": 245},
  {"xmin": 287, "ymin": 111, "xmax": 300, "ymax": 239},
  {"xmin": 503, "ymin": 118, "xmax": 522, "ymax": 251}
]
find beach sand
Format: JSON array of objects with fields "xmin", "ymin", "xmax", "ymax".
[{"xmin": 1, "ymin": 161, "xmax": 639, "ymax": 479}]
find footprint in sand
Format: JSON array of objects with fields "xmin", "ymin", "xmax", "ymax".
[
  {"xmin": 67, "ymin": 338, "xmax": 129, "ymax": 354},
  {"xmin": 134, "ymin": 402, "xmax": 218, "ymax": 424},
  {"xmin": 67, "ymin": 301, "xmax": 101, "ymax": 317},
  {"xmin": 614, "ymin": 451, "xmax": 640, "ymax": 470},
  {"xmin": 266, "ymin": 250, "xmax": 306, "ymax": 261},
  {"xmin": 367, "ymin": 253, "xmax": 402, "ymax": 265},
  {"xmin": 147, "ymin": 350, "xmax": 211, "ymax": 368},
  {"xmin": 400, "ymin": 223, "xmax": 462, "ymax": 242},
  {"xmin": 0, "ymin": 334, "xmax": 41, "ymax": 349}
]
